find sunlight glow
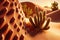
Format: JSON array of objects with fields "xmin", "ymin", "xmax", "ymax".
[{"xmin": 24, "ymin": 18, "xmax": 30, "ymax": 23}]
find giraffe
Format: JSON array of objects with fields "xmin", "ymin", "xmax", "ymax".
[
  {"xmin": 0, "ymin": 0, "xmax": 25, "ymax": 40},
  {"xmin": 0, "ymin": 0, "xmax": 51, "ymax": 40}
]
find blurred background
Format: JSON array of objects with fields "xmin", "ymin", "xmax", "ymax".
[{"xmin": 19, "ymin": 0, "xmax": 60, "ymax": 8}]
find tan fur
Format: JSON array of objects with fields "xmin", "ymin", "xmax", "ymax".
[{"xmin": 0, "ymin": 0, "xmax": 25, "ymax": 40}]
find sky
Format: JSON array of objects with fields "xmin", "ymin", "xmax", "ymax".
[{"xmin": 19, "ymin": 0, "xmax": 60, "ymax": 8}]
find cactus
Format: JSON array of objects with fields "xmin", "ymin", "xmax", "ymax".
[
  {"xmin": 51, "ymin": 1, "xmax": 58, "ymax": 11},
  {"xmin": 24, "ymin": 7, "xmax": 51, "ymax": 36},
  {"xmin": 22, "ymin": 4, "xmax": 33, "ymax": 17},
  {"xmin": 29, "ymin": 11, "xmax": 50, "ymax": 30}
]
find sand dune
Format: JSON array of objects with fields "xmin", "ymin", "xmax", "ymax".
[
  {"xmin": 21, "ymin": 2, "xmax": 60, "ymax": 40},
  {"xmin": 23, "ymin": 22, "xmax": 60, "ymax": 40},
  {"xmin": 47, "ymin": 10, "xmax": 60, "ymax": 22}
]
